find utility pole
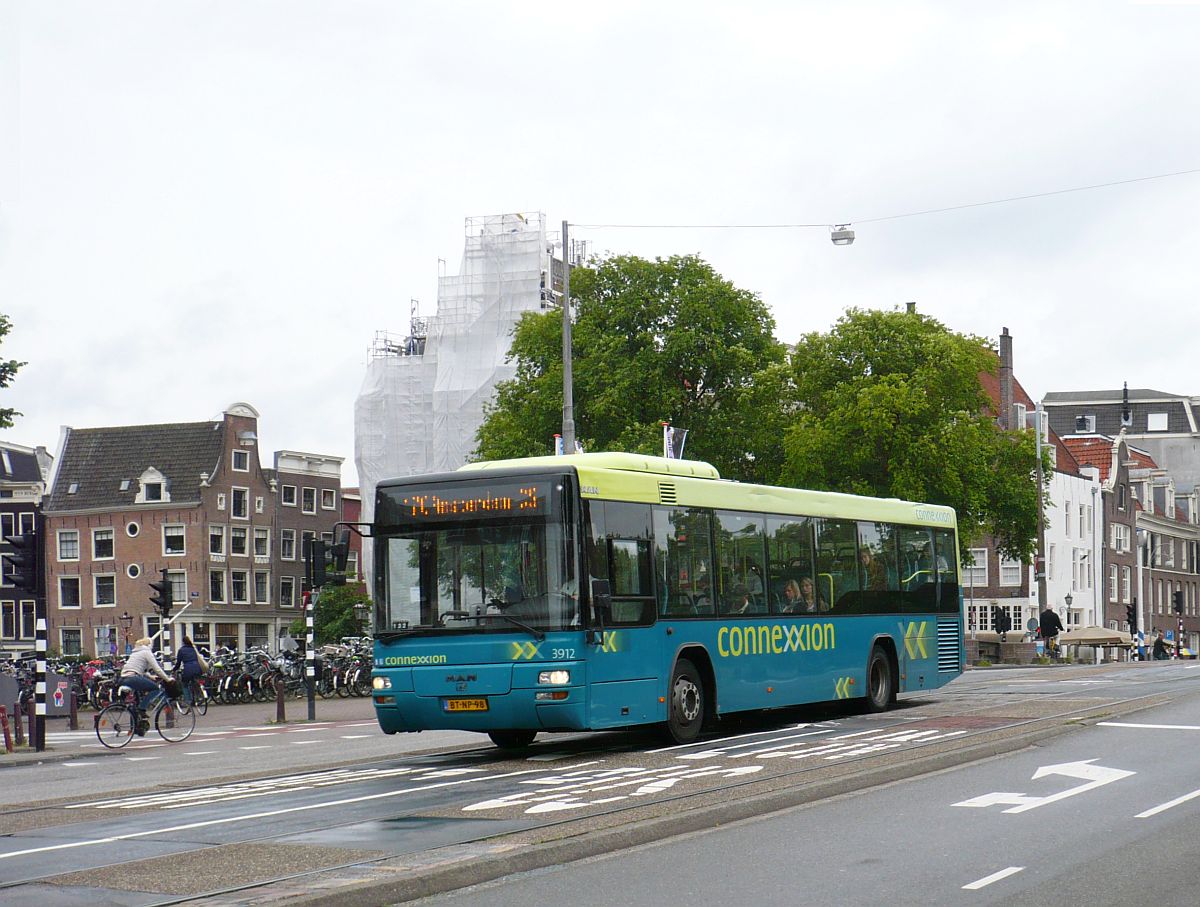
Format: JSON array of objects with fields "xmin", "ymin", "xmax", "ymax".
[
  {"xmin": 560, "ymin": 219, "xmax": 575, "ymax": 454},
  {"xmin": 1035, "ymin": 403, "xmax": 1048, "ymax": 611}
]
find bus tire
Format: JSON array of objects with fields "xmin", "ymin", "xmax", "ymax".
[
  {"xmin": 488, "ymin": 729, "xmax": 537, "ymax": 750},
  {"xmin": 666, "ymin": 657, "xmax": 705, "ymax": 744},
  {"xmin": 864, "ymin": 645, "xmax": 895, "ymax": 713}
]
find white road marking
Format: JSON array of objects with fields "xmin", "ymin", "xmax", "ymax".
[
  {"xmin": 240, "ymin": 732, "xmax": 278, "ymax": 738},
  {"xmin": 184, "ymin": 751, "xmax": 217, "ymax": 756},
  {"xmin": 1135, "ymin": 788, "xmax": 1200, "ymax": 818},
  {"xmin": 1099, "ymin": 722, "xmax": 1200, "ymax": 730},
  {"xmin": 291, "ymin": 740, "xmax": 321, "ymax": 745},
  {"xmin": 61, "ymin": 761, "xmax": 98, "ymax": 766},
  {"xmin": 955, "ymin": 760, "xmax": 1135, "ymax": 813},
  {"xmin": 239, "ymin": 745, "xmax": 272, "ymax": 750},
  {"xmin": 125, "ymin": 757, "xmax": 160, "ymax": 762},
  {"xmin": 340, "ymin": 734, "xmax": 373, "ymax": 739},
  {"xmin": 1, "ymin": 767, "xmax": 542, "ymax": 860},
  {"xmin": 963, "ymin": 866, "xmax": 1024, "ymax": 890},
  {"xmin": 646, "ymin": 722, "xmax": 826, "ymax": 754}
]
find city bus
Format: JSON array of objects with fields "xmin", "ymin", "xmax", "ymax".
[{"xmin": 370, "ymin": 452, "xmax": 964, "ymax": 748}]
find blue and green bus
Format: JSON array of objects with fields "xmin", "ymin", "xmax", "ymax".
[{"xmin": 370, "ymin": 452, "xmax": 963, "ymax": 748}]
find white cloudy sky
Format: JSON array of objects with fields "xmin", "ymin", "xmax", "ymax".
[{"xmin": 3, "ymin": 1, "xmax": 1199, "ymax": 485}]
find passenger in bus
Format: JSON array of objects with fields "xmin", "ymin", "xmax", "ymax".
[
  {"xmin": 779, "ymin": 579, "xmax": 803, "ymax": 613},
  {"xmin": 730, "ymin": 583, "xmax": 755, "ymax": 614},
  {"xmin": 797, "ymin": 576, "xmax": 826, "ymax": 612},
  {"xmin": 858, "ymin": 548, "xmax": 888, "ymax": 591}
]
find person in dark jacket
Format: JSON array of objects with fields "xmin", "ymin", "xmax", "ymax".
[
  {"xmin": 1153, "ymin": 630, "xmax": 1169, "ymax": 660},
  {"xmin": 176, "ymin": 636, "xmax": 208, "ymax": 680}
]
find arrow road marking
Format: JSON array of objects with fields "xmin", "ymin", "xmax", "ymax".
[{"xmin": 954, "ymin": 759, "xmax": 1135, "ymax": 814}]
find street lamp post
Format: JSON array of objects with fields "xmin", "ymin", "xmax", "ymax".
[
  {"xmin": 118, "ymin": 611, "xmax": 133, "ymax": 655},
  {"xmin": 560, "ymin": 220, "xmax": 576, "ymax": 454}
]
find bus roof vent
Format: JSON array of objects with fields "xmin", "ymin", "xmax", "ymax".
[{"xmin": 659, "ymin": 482, "xmax": 677, "ymax": 505}]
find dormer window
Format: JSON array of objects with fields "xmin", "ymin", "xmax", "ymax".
[
  {"xmin": 1148, "ymin": 413, "xmax": 1169, "ymax": 432},
  {"xmin": 135, "ymin": 468, "xmax": 171, "ymax": 504}
]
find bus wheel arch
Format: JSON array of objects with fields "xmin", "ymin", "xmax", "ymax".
[
  {"xmin": 666, "ymin": 646, "xmax": 715, "ymax": 744},
  {"xmin": 863, "ymin": 637, "xmax": 898, "ymax": 713}
]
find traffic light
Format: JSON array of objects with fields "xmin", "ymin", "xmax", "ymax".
[
  {"xmin": 1126, "ymin": 603, "xmax": 1138, "ymax": 632},
  {"xmin": 1, "ymin": 531, "xmax": 40, "ymax": 595},
  {"xmin": 304, "ymin": 535, "xmax": 348, "ymax": 589},
  {"xmin": 1173, "ymin": 590, "xmax": 1184, "ymax": 614},
  {"xmin": 148, "ymin": 568, "xmax": 173, "ymax": 617}
]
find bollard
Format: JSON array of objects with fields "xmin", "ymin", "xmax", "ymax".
[
  {"xmin": 69, "ymin": 688, "xmax": 79, "ymax": 731},
  {"xmin": 26, "ymin": 698, "xmax": 35, "ymax": 746},
  {"xmin": 13, "ymin": 702, "xmax": 24, "ymax": 746},
  {"xmin": 1, "ymin": 705, "xmax": 12, "ymax": 753},
  {"xmin": 275, "ymin": 677, "xmax": 286, "ymax": 724}
]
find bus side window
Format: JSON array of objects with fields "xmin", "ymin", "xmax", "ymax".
[
  {"xmin": 898, "ymin": 525, "xmax": 936, "ymax": 613},
  {"xmin": 653, "ymin": 506, "xmax": 713, "ymax": 619},
  {"xmin": 608, "ymin": 538, "xmax": 656, "ymax": 625},
  {"xmin": 933, "ymin": 529, "xmax": 959, "ymax": 614},
  {"xmin": 815, "ymin": 518, "xmax": 859, "ymax": 612}
]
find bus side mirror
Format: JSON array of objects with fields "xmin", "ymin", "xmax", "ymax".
[{"xmin": 588, "ymin": 579, "xmax": 612, "ymax": 644}]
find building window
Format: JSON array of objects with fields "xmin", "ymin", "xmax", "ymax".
[
  {"xmin": 302, "ymin": 488, "xmax": 317, "ymax": 514},
  {"xmin": 217, "ymin": 493, "xmax": 226, "ymax": 511},
  {"xmin": 1163, "ymin": 539, "xmax": 1175, "ymax": 568},
  {"xmin": 321, "ymin": 488, "xmax": 336, "ymax": 510},
  {"xmin": 143, "ymin": 482, "xmax": 163, "ymax": 502},
  {"xmin": 1122, "ymin": 566, "xmax": 1132, "ymax": 603},
  {"xmin": 254, "ymin": 528, "xmax": 270, "ymax": 557},
  {"xmin": 245, "ymin": 622, "xmax": 269, "ymax": 650},
  {"xmin": 94, "ymin": 575, "xmax": 116, "ymax": 607},
  {"xmin": 215, "ymin": 622, "xmax": 239, "ymax": 650},
  {"xmin": 231, "ymin": 570, "xmax": 248, "ymax": 604},
  {"xmin": 1148, "ymin": 412, "xmax": 1169, "ymax": 432},
  {"xmin": 230, "ymin": 527, "xmax": 248, "ymax": 556},
  {"xmin": 1111, "ymin": 523, "xmax": 1130, "ymax": 553},
  {"xmin": 281, "ymin": 529, "xmax": 296, "ymax": 561},
  {"xmin": 965, "ymin": 549, "xmax": 987, "ymax": 587},
  {"xmin": 209, "ymin": 525, "xmax": 226, "ymax": 556},
  {"xmin": 163, "ymin": 524, "xmax": 186, "ymax": 556},
  {"xmin": 127, "ymin": 521, "xmax": 140, "ymax": 537},
  {"xmin": 1048, "ymin": 544, "xmax": 1056, "ymax": 582},
  {"xmin": 209, "ymin": 570, "xmax": 226, "ymax": 603},
  {"xmin": 93, "ymin": 528, "xmax": 115, "ymax": 560},
  {"xmin": 191, "ymin": 622, "xmax": 211, "ymax": 646},
  {"xmin": 1109, "ymin": 565, "xmax": 1118, "ymax": 603},
  {"xmin": 60, "ymin": 627, "xmax": 82, "ymax": 657},
  {"xmin": 1, "ymin": 600, "xmax": 15, "ymax": 639},
  {"xmin": 1118, "ymin": 484, "xmax": 1126, "ymax": 510},
  {"xmin": 347, "ymin": 551, "xmax": 359, "ymax": 581},
  {"xmin": 282, "ymin": 485, "xmax": 297, "ymax": 507},
  {"xmin": 254, "ymin": 571, "xmax": 270, "ymax": 604},
  {"xmin": 127, "ymin": 564, "xmax": 141, "ymax": 579},
  {"xmin": 59, "ymin": 577, "xmax": 81, "ymax": 609},
  {"xmin": 231, "ymin": 488, "xmax": 249, "ymax": 519},
  {"xmin": 999, "ymin": 558, "xmax": 1022, "ymax": 587},
  {"xmin": 255, "ymin": 496, "xmax": 264, "ymax": 514},
  {"xmin": 1064, "ymin": 501, "xmax": 1072, "ymax": 537},
  {"xmin": 168, "ymin": 570, "xmax": 187, "ymax": 603},
  {"xmin": 20, "ymin": 600, "xmax": 34, "ymax": 638},
  {"xmin": 58, "ymin": 530, "xmax": 80, "ymax": 561},
  {"xmin": 232, "ymin": 449, "xmax": 249, "ymax": 472},
  {"xmin": 1078, "ymin": 505, "xmax": 1086, "ymax": 539},
  {"xmin": 280, "ymin": 576, "xmax": 295, "ymax": 608},
  {"xmin": 0, "ymin": 513, "xmax": 12, "ymax": 538}
]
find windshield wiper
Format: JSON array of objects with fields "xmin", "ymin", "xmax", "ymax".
[{"xmin": 441, "ymin": 609, "xmax": 545, "ymax": 641}]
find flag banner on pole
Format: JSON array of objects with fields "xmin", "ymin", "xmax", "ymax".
[
  {"xmin": 554, "ymin": 434, "xmax": 564, "ymax": 456},
  {"xmin": 666, "ymin": 426, "xmax": 688, "ymax": 459}
]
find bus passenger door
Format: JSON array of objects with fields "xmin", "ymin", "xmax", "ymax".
[{"xmin": 586, "ymin": 537, "xmax": 662, "ymax": 728}]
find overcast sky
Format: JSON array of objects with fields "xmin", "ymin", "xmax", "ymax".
[{"xmin": 3, "ymin": 1, "xmax": 1199, "ymax": 486}]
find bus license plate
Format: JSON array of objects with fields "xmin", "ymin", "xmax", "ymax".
[{"xmin": 444, "ymin": 698, "xmax": 489, "ymax": 712}]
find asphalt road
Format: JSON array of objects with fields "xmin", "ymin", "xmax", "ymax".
[
  {"xmin": 1, "ymin": 660, "xmax": 1197, "ymax": 905},
  {"xmin": 422, "ymin": 668, "xmax": 1200, "ymax": 906}
]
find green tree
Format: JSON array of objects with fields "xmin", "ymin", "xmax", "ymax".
[
  {"xmin": 0, "ymin": 314, "xmax": 25, "ymax": 429},
  {"xmin": 781, "ymin": 308, "xmax": 1044, "ymax": 560},
  {"xmin": 476, "ymin": 254, "xmax": 791, "ymax": 482},
  {"xmin": 289, "ymin": 584, "xmax": 371, "ymax": 645}
]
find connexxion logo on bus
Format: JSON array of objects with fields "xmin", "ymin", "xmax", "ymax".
[{"xmin": 717, "ymin": 622, "xmax": 836, "ymax": 658}]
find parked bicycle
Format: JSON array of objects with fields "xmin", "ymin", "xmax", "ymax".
[{"xmin": 94, "ymin": 677, "xmax": 195, "ymax": 748}]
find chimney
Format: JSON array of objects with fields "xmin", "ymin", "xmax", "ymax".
[{"xmin": 999, "ymin": 327, "xmax": 1014, "ymax": 431}]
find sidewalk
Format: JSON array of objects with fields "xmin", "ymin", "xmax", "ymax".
[{"xmin": 0, "ymin": 694, "xmax": 377, "ymax": 767}]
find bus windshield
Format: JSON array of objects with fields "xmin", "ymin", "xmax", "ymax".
[{"xmin": 375, "ymin": 476, "xmax": 578, "ymax": 635}]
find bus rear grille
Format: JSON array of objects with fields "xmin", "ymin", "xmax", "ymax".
[
  {"xmin": 936, "ymin": 620, "xmax": 962, "ymax": 673},
  {"xmin": 658, "ymin": 482, "xmax": 677, "ymax": 505}
]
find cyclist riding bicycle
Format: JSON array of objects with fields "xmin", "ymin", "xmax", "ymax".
[
  {"xmin": 120, "ymin": 637, "xmax": 171, "ymax": 726},
  {"xmin": 1039, "ymin": 605, "xmax": 1065, "ymax": 657},
  {"xmin": 175, "ymin": 635, "xmax": 209, "ymax": 703}
]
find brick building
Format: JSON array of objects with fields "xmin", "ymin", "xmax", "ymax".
[
  {"xmin": 1, "ymin": 442, "xmax": 52, "ymax": 658},
  {"xmin": 42, "ymin": 403, "xmax": 345, "ymax": 657}
]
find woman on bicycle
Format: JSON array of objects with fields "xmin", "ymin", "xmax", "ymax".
[
  {"xmin": 120, "ymin": 637, "xmax": 171, "ymax": 715},
  {"xmin": 176, "ymin": 635, "xmax": 208, "ymax": 702}
]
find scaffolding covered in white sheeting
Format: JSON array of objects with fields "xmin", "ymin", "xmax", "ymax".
[{"xmin": 354, "ymin": 213, "xmax": 559, "ymax": 570}]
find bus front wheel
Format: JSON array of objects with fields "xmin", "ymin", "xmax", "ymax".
[
  {"xmin": 864, "ymin": 646, "xmax": 895, "ymax": 713},
  {"xmin": 667, "ymin": 658, "xmax": 705, "ymax": 744},
  {"xmin": 488, "ymin": 729, "xmax": 537, "ymax": 750}
]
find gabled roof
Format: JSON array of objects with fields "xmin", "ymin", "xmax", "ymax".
[
  {"xmin": 0, "ymin": 444, "xmax": 44, "ymax": 484},
  {"xmin": 45, "ymin": 421, "xmax": 225, "ymax": 512},
  {"xmin": 979, "ymin": 367, "xmax": 1082, "ymax": 476},
  {"xmin": 1043, "ymin": 388, "xmax": 1181, "ymax": 403},
  {"xmin": 1060, "ymin": 435, "xmax": 1159, "ymax": 483}
]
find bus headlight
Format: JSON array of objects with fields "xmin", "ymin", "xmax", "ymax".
[
  {"xmin": 372, "ymin": 676, "xmax": 392, "ymax": 690},
  {"xmin": 538, "ymin": 670, "xmax": 571, "ymax": 685}
]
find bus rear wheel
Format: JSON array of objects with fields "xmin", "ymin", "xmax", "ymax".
[
  {"xmin": 667, "ymin": 657, "xmax": 705, "ymax": 744},
  {"xmin": 864, "ymin": 645, "xmax": 895, "ymax": 713},
  {"xmin": 488, "ymin": 729, "xmax": 537, "ymax": 750}
]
